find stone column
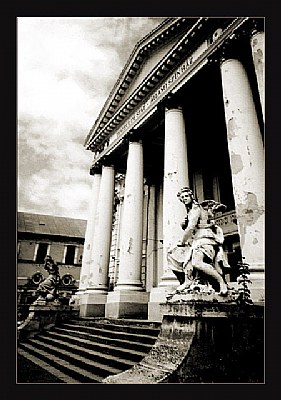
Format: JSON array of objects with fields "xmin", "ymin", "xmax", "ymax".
[
  {"xmin": 105, "ymin": 141, "xmax": 149, "ymax": 318},
  {"xmin": 76, "ymin": 173, "xmax": 101, "ymax": 297},
  {"xmin": 149, "ymin": 107, "xmax": 189, "ymax": 321},
  {"xmin": 80, "ymin": 165, "xmax": 115, "ymax": 316},
  {"xmin": 162, "ymin": 107, "xmax": 190, "ymax": 285},
  {"xmin": 220, "ymin": 58, "xmax": 265, "ymax": 302},
  {"xmin": 145, "ymin": 184, "xmax": 157, "ymax": 292},
  {"xmin": 250, "ymin": 31, "xmax": 265, "ymax": 121}
]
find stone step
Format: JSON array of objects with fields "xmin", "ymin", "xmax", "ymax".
[
  {"xmin": 54, "ymin": 325, "xmax": 155, "ymax": 353},
  {"xmin": 60, "ymin": 322, "xmax": 158, "ymax": 345},
  {"xmin": 44, "ymin": 329, "xmax": 149, "ymax": 362},
  {"xmin": 18, "ymin": 317, "xmax": 161, "ymax": 383},
  {"xmin": 72, "ymin": 317, "xmax": 160, "ymax": 333},
  {"xmin": 18, "ymin": 342, "xmax": 107, "ymax": 383},
  {"xmin": 32, "ymin": 334, "xmax": 137, "ymax": 371},
  {"xmin": 17, "ymin": 349, "xmax": 80, "ymax": 383}
]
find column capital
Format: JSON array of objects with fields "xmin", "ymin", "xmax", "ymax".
[
  {"xmin": 120, "ymin": 130, "xmax": 141, "ymax": 146},
  {"xmin": 90, "ymin": 163, "xmax": 102, "ymax": 175},
  {"xmin": 101, "ymin": 156, "xmax": 115, "ymax": 169},
  {"xmin": 164, "ymin": 106, "xmax": 183, "ymax": 113},
  {"xmin": 163, "ymin": 95, "xmax": 182, "ymax": 111},
  {"xmin": 101, "ymin": 163, "xmax": 115, "ymax": 170},
  {"xmin": 90, "ymin": 155, "xmax": 115, "ymax": 175},
  {"xmin": 128, "ymin": 130, "xmax": 142, "ymax": 144},
  {"xmin": 217, "ymin": 39, "xmax": 242, "ymax": 65},
  {"xmin": 210, "ymin": 28, "xmax": 248, "ymax": 66},
  {"xmin": 249, "ymin": 18, "xmax": 264, "ymax": 37}
]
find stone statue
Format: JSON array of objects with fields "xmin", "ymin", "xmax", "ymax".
[
  {"xmin": 167, "ymin": 187, "xmax": 231, "ymax": 297},
  {"xmin": 33, "ymin": 256, "xmax": 60, "ymax": 303}
]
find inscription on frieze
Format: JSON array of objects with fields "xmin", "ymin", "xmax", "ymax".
[
  {"xmin": 104, "ymin": 43, "xmax": 209, "ymax": 153},
  {"xmin": 114, "ymin": 55, "xmax": 196, "ymax": 138}
]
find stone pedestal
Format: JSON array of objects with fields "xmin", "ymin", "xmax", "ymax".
[
  {"xmin": 105, "ymin": 290, "xmax": 149, "ymax": 319},
  {"xmin": 79, "ymin": 292, "xmax": 108, "ymax": 318},
  {"xmin": 104, "ymin": 299, "xmax": 264, "ymax": 384},
  {"xmin": 148, "ymin": 286, "xmax": 175, "ymax": 322}
]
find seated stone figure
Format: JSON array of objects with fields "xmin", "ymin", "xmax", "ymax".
[
  {"xmin": 167, "ymin": 187, "xmax": 231, "ymax": 296},
  {"xmin": 34, "ymin": 256, "xmax": 60, "ymax": 303}
]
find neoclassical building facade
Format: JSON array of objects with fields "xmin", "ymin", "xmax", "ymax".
[{"xmin": 78, "ymin": 17, "xmax": 265, "ymax": 322}]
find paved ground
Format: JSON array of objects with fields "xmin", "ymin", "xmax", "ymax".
[{"xmin": 17, "ymin": 354, "xmax": 63, "ymax": 383}]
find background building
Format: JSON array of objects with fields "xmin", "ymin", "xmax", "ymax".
[{"xmin": 17, "ymin": 212, "xmax": 86, "ymax": 319}]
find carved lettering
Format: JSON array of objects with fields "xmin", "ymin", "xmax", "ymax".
[{"xmin": 116, "ymin": 56, "xmax": 194, "ymax": 138}]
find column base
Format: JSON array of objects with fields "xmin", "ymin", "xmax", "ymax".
[
  {"xmin": 105, "ymin": 290, "xmax": 149, "ymax": 319},
  {"xmin": 148, "ymin": 285, "xmax": 177, "ymax": 322},
  {"xmin": 74, "ymin": 289, "xmax": 85, "ymax": 303},
  {"xmin": 158, "ymin": 276, "xmax": 178, "ymax": 287},
  {"xmin": 79, "ymin": 291, "xmax": 107, "ymax": 317}
]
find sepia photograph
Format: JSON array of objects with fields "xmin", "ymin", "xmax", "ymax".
[{"xmin": 16, "ymin": 15, "xmax": 265, "ymax": 385}]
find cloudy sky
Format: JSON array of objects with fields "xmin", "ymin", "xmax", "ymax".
[{"xmin": 17, "ymin": 17, "xmax": 166, "ymax": 220}]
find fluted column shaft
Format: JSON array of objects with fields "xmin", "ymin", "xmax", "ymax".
[
  {"xmin": 161, "ymin": 107, "xmax": 189, "ymax": 286},
  {"xmin": 116, "ymin": 141, "xmax": 144, "ymax": 291},
  {"xmin": 77, "ymin": 173, "xmax": 101, "ymax": 293},
  {"xmin": 220, "ymin": 58, "xmax": 265, "ymax": 274},
  {"xmin": 86, "ymin": 165, "xmax": 115, "ymax": 293}
]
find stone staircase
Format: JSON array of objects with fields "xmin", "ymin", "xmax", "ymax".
[{"xmin": 17, "ymin": 317, "xmax": 161, "ymax": 383}]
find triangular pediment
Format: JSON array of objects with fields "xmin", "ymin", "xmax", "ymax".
[
  {"xmin": 85, "ymin": 17, "xmax": 200, "ymax": 148},
  {"xmin": 117, "ymin": 33, "xmax": 185, "ymax": 109}
]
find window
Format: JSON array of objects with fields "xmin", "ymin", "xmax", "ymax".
[
  {"xmin": 64, "ymin": 245, "xmax": 76, "ymax": 265},
  {"xmin": 35, "ymin": 243, "xmax": 49, "ymax": 263}
]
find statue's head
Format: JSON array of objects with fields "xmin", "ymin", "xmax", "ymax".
[
  {"xmin": 177, "ymin": 187, "xmax": 198, "ymax": 205},
  {"xmin": 48, "ymin": 263, "xmax": 59, "ymax": 274},
  {"xmin": 44, "ymin": 255, "xmax": 59, "ymax": 274}
]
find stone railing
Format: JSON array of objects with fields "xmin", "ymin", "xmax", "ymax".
[
  {"xmin": 17, "ymin": 302, "xmax": 78, "ymax": 342},
  {"xmin": 214, "ymin": 210, "xmax": 238, "ymax": 236}
]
